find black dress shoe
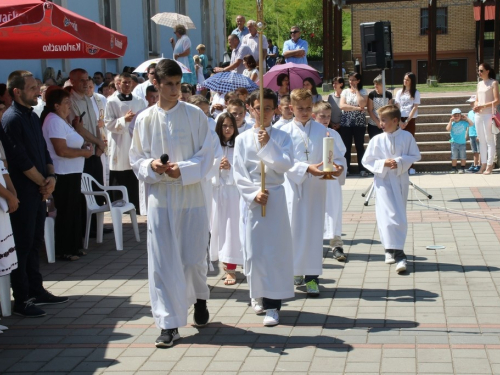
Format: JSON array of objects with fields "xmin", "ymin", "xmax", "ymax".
[
  {"xmin": 193, "ymin": 299, "xmax": 209, "ymax": 326},
  {"xmin": 30, "ymin": 290, "xmax": 69, "ymax": 306},
  {"xmin": 13, "ymin": 299, "xmax": 46, "ymax": 318}
]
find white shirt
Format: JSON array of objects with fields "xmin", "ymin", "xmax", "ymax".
[
  {"xmin": 395, "ymin": 89, "xmax": 421, "ymax": 118},
  {"xmin": 230, "ymin": 43, "xmax": 253, "ymax": 75},
  {"xmin": 42, "ymin": 112, "xmax": 85, "ymax": 174},
  {"xmin": 132, "ymin": 80, "xmax": 153, "ymax": 106},
  {"xmin": 242, "ymin": 32, "xmax": 267, "ymax": 64},
  {"xmin": 173, "ymin": 35, "xmax": 191, "ymax": 69}
]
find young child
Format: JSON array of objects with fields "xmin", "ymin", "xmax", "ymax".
[
  {"xmin": 466, "ymin": 96, "xmax": 480, "ymax": 172},
  {"xmin": 209, "ymin": 113, "xmax": 242, "ymax": 286},
  {"xmin": 179, "ymin": 84, "xmax": 193, "ymax": 102},
  {"xmin": 281, "ymin": 89, "xmax": 345, "ymax": 297},
  {"xmin": 361, "ymin": 105, "xmax": 421, "ymax": 273},
  {"xmin": 273, "ymin": 95, "xmax": 294, "ymax": 129},
  {"xmin": 312, "ymin": 101, "xmax": 347, "ymax": 261},
  {"xmin": 227, "ymin": 99, "xmax": 253, "ymax": 133},
  {"xmin": 196, "ymin": 44, "xmax": 209, "ymax": 79},
  {"xmin": 193, "ymin": 55, "xmax": 206, "ymax": 96},
  {"xmin": 446, "ymin": 108, "xmax": 474, "ymax": 174},
  {"xmin": 233, "ymin": 88, "xmax": 294, "ymax": 326},
  {"xmin": 189, "ymin": 94, "xmax": 216, "ymax": 131}
]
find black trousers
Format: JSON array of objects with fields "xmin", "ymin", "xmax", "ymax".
[
  {"xmin": 9, "ymin": 194, "xmax": 46, "ymax": 304},
  {"xmin": 109, "ymin": 170, "xmax": 139, "ymax": 210},
  {"xmin": 81, "ymin": 155, "xmax": 104, "ymax": 233},
  {"xmin": 339, "ymin": 126, "xmax": 367, "ymax": 173},
  {"xmin": 368, "ymin": 124, "xmax": 383, "ymax": 139},
  {"xmin": 52, "ymin": 173, "xmax": 83, "ymax": 257},
  {"xmin": 263, "ymin": 298, "xmax": 281, "ymax": 311}
]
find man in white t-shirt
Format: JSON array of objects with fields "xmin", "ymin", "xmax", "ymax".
[{"xmin": 242, "ymin": 20, "xmax": 267, "ymax": 66}]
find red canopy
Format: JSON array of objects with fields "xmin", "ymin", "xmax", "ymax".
[{"xmin": 0, "ymin": 0, "xmax": 127, "ymax": 59}]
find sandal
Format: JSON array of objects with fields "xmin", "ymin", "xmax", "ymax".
[
  {"xmin": 224, "ymin": 272, "xmax": 237, "ymax": 285},
  {"xmin": 58, "ymin": 254, "xmax": 80, "ymax": 261}
]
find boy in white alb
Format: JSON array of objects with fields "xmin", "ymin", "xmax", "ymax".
[
  {"xmin": 281, "ymin": 89, "xmax": 345, "ymax": 296},
  {"xmin": 312, "ymin": 101, "xmax": 347, "ymax": 261},
  {"xmin": 105, "ymin": 72, "xmax": 146, "ymax": 209},
  {"xmin": 273, "ymin": 95, "xmax": 294, "ymax": 129},
  {"xmin": 233, "ymin": 88, "xmax": 294, "ymax": 326},
  {"xmin": 130, "ymin": 59, "xmax": 214, "ymax": 347},
  {"xmin": 361, "ymin": 105, "xmax": 421, "ymax": 273}
]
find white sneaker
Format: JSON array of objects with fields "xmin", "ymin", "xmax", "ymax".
[
  {"xmin": 385, "ymin": 251, "xmax": 395, "ymax": 264},
  {"xmin": 395, "ymin": 259, "xmax": 407, "ymax": 273},
  {"xmin": 251, "ymin": 298, "xmax": 264, "ymax": 315},
  {"xmin": 409, "ymin": 168, "xmax": 416, "ymax": 175},
  {"xmin": 263, "ymin": 309, "xmax": 279, "ymax": 326}
]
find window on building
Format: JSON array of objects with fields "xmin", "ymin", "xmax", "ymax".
[
  {"xmin": 176, "ymin": 0, "xmax": 186, "ymax": 15},
  {"xmin": 420, "ymin": 7, "xmax": 448, "ymax": 35},
  {"xmin": 102, "ymin": 0, "xmax": 117, "ymax": 30},
  {"xmin": 146, "ymin": 0, "xmax": 159, "ymax": 55}
]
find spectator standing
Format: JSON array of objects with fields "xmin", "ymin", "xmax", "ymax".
[
  {"xmin": 466, "ymin": 96, "xmax": 480, "ymax": 172},
  {"xmin": 133, "ymin": 63, "xmax": 156, "ymax": 106},
  {"xmin": 214, "ymin": 35, "xmax": 252, "ymax": 75},
  {"xmin": 41, "ymin": 88, "xmax": 93, "ymax": 261},
  {"xmin": 242, "ymin": 55, "xmax": 259, "ymax": 82},
  {"xmin": 93, "ymin": 72, "xmax": 105, "ymax": 93},
  {"xmin": 283, "ymin": 26, "xmax": 308, "ymax": 65},
  {"xmin": 267, "ymin": 39, "xmax": 278, "ymax": 70},
  {"xmin": 170, "ymin": 25, "xmax": 196, "ymax": 86},
  {"xmin": 394, "ymin": 72, "xmax": 420, "ymax": 175},
  {"xmin": 303, "ymin": 77, "xmax": 322, "ymax": 103},
  {"xmin": 231, "ymin": 15, "xmax": 249, "ymax": 40},
  {"xmin": 327, "ymin": 76, "xmax": 345, "ymax": 130},
  {"xmin": 473, "ymin": 63, "xmax": 499, "ymax": 175},
  {"xmin": 339, "ymin": 72, "xmax": 368, "ymax": 176},
  {"xmin": 2, "ymin": 70, "xmax": 68, "ymax": 317},
  {"xmin": 0, "ymin": 84, "xmax": 13, "ymax": 109},
  {"xmin": 196, "ymin": 44, "xmax": 209, "ymax": 78},
  {"xmin": 242, "ymin": 20, "xmax": 267, "ymax": 66},
  {"xmin": 446, "ymin": 108, "xmax": 474, "ymax": 174},
  {"xmin": 367, "ymin": 74, "xmax": 393, "ymax": 139}
]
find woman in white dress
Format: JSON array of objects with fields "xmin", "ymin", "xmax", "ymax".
[
  {"xmin": 242, "ymin": 55, "xmax": 259, "ymax": 82},
  {"xmin": 209, "ymin": 113, "xmax": 242, "ymax": 285},
  {"xmin": 170, "ymin": 24, "xmax": 196, "ymax": 85}
]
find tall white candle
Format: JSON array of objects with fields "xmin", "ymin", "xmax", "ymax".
[{"xmin": 323, "ymin": 134, "xmax": 334, "ymax": 172}]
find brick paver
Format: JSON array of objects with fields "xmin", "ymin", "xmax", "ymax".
[{"xmin": 0, "ymin": 172, "xmax": 499, "ymax": 374}]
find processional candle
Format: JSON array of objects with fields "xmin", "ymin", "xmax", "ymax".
[{"xmin": 323, "ymin": 133, "xmax": 335, "ymax": 172}]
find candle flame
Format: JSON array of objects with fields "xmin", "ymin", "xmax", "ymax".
[{"xmin": 326, "ymin": 132, "xmax": 330, "ymax": 137}]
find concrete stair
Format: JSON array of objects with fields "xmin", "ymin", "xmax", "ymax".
[{"xmin": 347, "ymin": 95, "xmax": 474, "ymax": 173}]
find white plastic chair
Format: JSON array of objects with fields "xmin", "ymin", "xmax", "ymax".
[
  {"xmin": 81, "ymin": 173, "xmax": 140, "ymax": 251},
  {"xmin": 0, "ymin": 274, "xmax": 11, "ymax": 316}
]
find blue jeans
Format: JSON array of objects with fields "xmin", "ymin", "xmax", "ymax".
[{"xmin": 451, "ymin": 143, "xmax": 466, "ymax": 160}]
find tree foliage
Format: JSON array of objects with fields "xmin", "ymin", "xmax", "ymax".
[{"xmin": 226, "ymin": 0, "xmax": 351, "ymax": 59}]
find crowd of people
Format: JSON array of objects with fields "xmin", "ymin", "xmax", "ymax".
[{"xmin": 0, "ymin": 14, "xmax": 499, "ymax": 349}]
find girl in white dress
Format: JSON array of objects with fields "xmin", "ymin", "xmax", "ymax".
[
  {"xmin": 209, "ymin": 113, "xmax": 242, "ymax": 285},
  {"xmin": 0, "ymin": 158, "xmax": 18, "ymax": 277}
]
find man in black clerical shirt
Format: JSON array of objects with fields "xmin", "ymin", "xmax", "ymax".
[{"xmin": 2, "ymin": 70, "xmax": 68, "ymax": 317}]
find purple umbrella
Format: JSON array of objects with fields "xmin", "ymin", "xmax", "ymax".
[{"xmin": 261, "ymin": 62, "xmax": 322, "ymax": 92}]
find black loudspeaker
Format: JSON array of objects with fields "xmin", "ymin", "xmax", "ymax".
[{"xmin": 360, "ymin": 21, "xmax": 393, "ymax": 71}]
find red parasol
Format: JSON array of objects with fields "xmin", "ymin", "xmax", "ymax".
[{"xmin": 0, "ymin": 0, "xmax": 127, "ymax": 59}]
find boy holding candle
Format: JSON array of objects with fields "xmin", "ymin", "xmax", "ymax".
[
  {"xmin": 361, "ymin": 105, "xmax": 421, "ymax": 273},
  {"xmin": 312, "ymin": 101, "xmax": 347, "ymax": 261},
  {"xmin": 281, "ymin": 89, "xmax": 345, "ymax": 296},
  {"xmin": 233, "ymin": 88, "xmax": 295, "ymax": 326}
]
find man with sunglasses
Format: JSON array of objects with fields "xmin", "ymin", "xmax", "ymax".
[
  {"xmin": 133, "ymin": 63, "xmax": 157, "ymax": 106},
  {"xmin": 283, "ymin": 26, "xmax": 308, "ymax": 65}
]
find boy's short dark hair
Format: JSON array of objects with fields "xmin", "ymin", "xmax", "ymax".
[
  {"xmin": 154, "ymin": 59, "xmax": 182, "ymax": 84},
  {"xmin": 224, "ymin": 91, "xmax": 238, "ymax": 102},
  {"xmin": 146, "ymin": 85, "xmax": 158, "ymax": 94},
  {"xmin": 249, "ymin": 88, "xmax": 278, "ymax": 108},
  {"xmin": 226, "ymin": 99, "xmax": 246, "ymax": 110},
  {"xmin": 377, "ymin": 104, "xmax": 401, "ymax": 122},
  {"xmin": 188, "ymin": 94, "xmax": 209, "ymax": 106},
  {"xmin": 180, "ymin": 84, "xmax": 192, "ymax": 94}
]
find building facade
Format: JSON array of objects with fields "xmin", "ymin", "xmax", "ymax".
[
  {"xmin": 351, "ymin": 0, "xmax": 477, "ymax": 85},
  {"xmin": 0, "ymin": 0, "xmax": 226, "ymax": 81}
]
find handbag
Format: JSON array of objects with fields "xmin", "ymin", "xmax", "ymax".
[{"xmin": 492, "ymin": 102, "xmax": 500, "ymax": 135}]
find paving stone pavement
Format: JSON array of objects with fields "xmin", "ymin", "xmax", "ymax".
[{"xmin": 0, "ymin": 171, "xmax": 500, "ymax": 374}]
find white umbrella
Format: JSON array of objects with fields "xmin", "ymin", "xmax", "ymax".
[
  {"xmin": 151, "ymin": 12, "xmax": 196, "ymax": 30},
  {"xmin": 133, "ymin": 57, "xmax": 191, "ymax": 74}
]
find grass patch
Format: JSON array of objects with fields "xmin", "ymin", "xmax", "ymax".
[{"xmin": 318, "ymin": 82, "xmax": 477, "ymax": 95}]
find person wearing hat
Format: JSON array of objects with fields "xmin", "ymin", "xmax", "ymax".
[
  {"xmin": 446, "ymin": 107, "xmax": 474, "ymax": 174},
  {"xmin": 466, "ymin": 95, "xmax": 480, "ymax": 172}
]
